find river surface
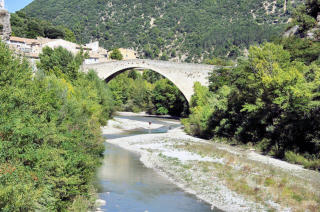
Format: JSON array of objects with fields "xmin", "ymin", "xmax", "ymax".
[{"xmin": 96, "ymin": 114, "xmax": 215, "ymax": 212}]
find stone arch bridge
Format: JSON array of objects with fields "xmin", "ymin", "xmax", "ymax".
[{"xmin": 82, "ymin": 59, "xmax": 218, "ymax": 103}]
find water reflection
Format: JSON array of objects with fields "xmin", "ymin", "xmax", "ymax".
[{"xmin": 97, "ymin": 143, "xmax": 218, "ymax": 212}]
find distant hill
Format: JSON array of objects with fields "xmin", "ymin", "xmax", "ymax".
[{"xmin": 22, "ymin": 0, "xmax": 304, "ymax": 62}]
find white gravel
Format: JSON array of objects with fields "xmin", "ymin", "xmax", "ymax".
[{"xmin": 101, "ymin": 112, "xmax": 317, "ymax": 212}]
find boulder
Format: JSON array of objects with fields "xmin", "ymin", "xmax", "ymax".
[{"xmin": 283, "ymin": 25, "xmax": 299, "ymax": 38}]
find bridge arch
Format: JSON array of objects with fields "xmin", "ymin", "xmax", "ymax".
[{"xmin": 82, "ymin": 59, "xmax": 217, "ymax": 103}]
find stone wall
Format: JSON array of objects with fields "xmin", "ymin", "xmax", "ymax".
[{"xmin": 0, "ymin": 9, "xmax": 11, "ymax": 41}]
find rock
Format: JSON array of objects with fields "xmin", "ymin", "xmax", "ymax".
[
  {"xmin": 0, "ymin": 8, "xmax": 11, "ymax": 41},
  {"xmin": 95, "ymin": 199, "xmax": 106, "ymax": 207},
  {"xmin": 283, "ymin": 25, "xmax": 299, "ymax": 38},
  {"xmin": 307, "ymin": 31, "xmax": 315, "ymax": 39}
]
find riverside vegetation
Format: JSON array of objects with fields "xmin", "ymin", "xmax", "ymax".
[
  {"xmin": 0, "ymin": 43, "xmax": 114, "ymax": 211},
  {"xmin": 183, "ymin": 0, "xmax": 320, "ymax": 170}
]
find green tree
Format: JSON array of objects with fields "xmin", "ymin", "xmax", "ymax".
[
  {"xmin": 110, "ymin": 49, "xmax": 123, "ymax": 60},
  {"xmin": 37, "ymin": 46, "xmax": 86, "ymax": 80},
  {"xmin": 150, "ymin": 79, "xmax": 188, "ymax": 116},
  {"xmin": 64, "ymin": 28, "xmax": 77, "ymax": 43},
  {"xmin": 184, "ymin": 42, "xmax": 320, "ymax": 164}
]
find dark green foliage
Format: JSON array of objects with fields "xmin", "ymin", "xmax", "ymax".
[
  {"xmin": 0, "ymin": 42, "xmax": 114, "ymax": 210},
  {"xmin": 110, "ymin": 49, "xmax": 123, "ymax": 60},
  {"xmin": 108, "ymin": 70, "xmax": 188, "ymax": 117},
  {"xmin": 150, "ymin": 79, "xmax": 189, "ymax": 117},
  {"xmin": 183, "ymin": 42, "xmax": 320, "ymax": 170},
  {"xmin": 274, "ymin": 1, "xmax": 320, "ymax": 65},
  {"xmin": 22, "ymin": 0, "xmax": 303, "ymax": 61},
  {"xmin": 11, "ymin": 11, "xmax": 76, "ymax": 42},
  {"xmin": 278, "ymin": 37, "xmax": 320, "ymax": 65},
  {"xmin": 291, "ymin": 0, "xmax": 320, "ymax": 33},
  {"xmin": 142, "ymin": 70, "xmax": 163, "ymax": 84}
]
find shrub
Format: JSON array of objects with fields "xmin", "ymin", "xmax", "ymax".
[{"xmin": 0, "ymin": 42, "xmax": 114, "ymax": 210}]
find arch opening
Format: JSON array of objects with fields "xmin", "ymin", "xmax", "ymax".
[{"xmin": 105, "ymin": 67, "xmax": 189, "ymax": 117}]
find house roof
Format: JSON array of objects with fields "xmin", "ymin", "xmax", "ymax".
[{"xmin": 10, "ymin": 37, "xmax": 40, "ymax": 45}]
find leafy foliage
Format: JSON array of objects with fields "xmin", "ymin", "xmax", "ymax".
[
  {"xmin": 184, "ymin": 42, "xmax": 320, "ymax": 170},
  {"xmin": 0, "ymin": 43, "xmax": 114, "ymax": 210},
  {"xmin": 150, "ymin": 79, "xmax": 188, "ymax": 116},
  {"xmin": 108, "ymin": 70, "xmax": 188, "ymax": 117},
  {"xmin": 110, "ymin": 49, "xmax": 123, "ymax": 60},
  {"xmin": 291, "ymin": 0, "xmax": 320, "ymax": 32},
  {"xmin": 275, "ymin": 0, "xmax": 320, "ymax": 65},
  {"xmin": 11, "ymin": 11, "xmax": 76, "ymax": 42},
  {"xmin": 37, "ymin": 46, "xmax": 86, "ymax": 80},
  {"xmin": 22, "ymin": 0, "xmax": 303, "ymax": 61}
]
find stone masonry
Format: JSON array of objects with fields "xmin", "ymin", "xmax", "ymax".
[
  {"xmin": 82, "ymin": 59, "xmax": 219, "ymax": 103},
  {"xmin": 0, "ymin": 8, "xmax": 11, "ymax": 41}
]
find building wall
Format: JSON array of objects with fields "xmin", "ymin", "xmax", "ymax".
[
  {"xmin": 0, "ymin": 9, "xmax": 11, "ymax": 40},
  {"xmin": 118, "ymin": 48, "xmax": 138, "ymax": 60},
  {"xmin": 84, "ymin": 58, "xmax": 99, "ymax": 64},
  {"xmin": 42, "ymin": 39, "xmax": 79, "ymax": 55}
]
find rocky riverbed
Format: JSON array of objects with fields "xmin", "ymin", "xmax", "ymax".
[{"xmin": 101, "ymin": 112, "xmax": 320, "ymax": 211}]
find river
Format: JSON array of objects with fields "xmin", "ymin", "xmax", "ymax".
[
  {"xmin": 96, "ymin": 114, "xmax": 216, "ymax": 212},
  {"xmin": 95, "ymin": 112, "xmax": 320, "ymax": 211}
]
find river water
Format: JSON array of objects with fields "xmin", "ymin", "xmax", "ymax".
[{"xmin": 96, "ymin": 115, "xmax": 216, "ymax": 212}]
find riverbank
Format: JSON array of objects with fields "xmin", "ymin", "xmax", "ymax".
[{"xmin": 102, "ymin": 112, "xmax": 320, "ymax": 211}]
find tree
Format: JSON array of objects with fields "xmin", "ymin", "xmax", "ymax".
[
  {"xmin": 150, "ymin": 79, "xmax": 188, "ymax": 116},
  {"xmin": 64, "ymin": 28, "xmax": 77, "ymax": 43},
  {"xmin": 37, "ymin": 46, "xmax": 86, "ymax": 80},
  {"xmin": 110, "ymin": 49, "xmax": 123, "ymax": 60},
  {"xmin": 185, "ymin": 42, "xmax": 320, "ymax": 163}
]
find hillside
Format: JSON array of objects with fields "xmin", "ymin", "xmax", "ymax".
[
  {"xmin": 10, "ymin": 11, "xmax": 76, "ymax": 42},
  {"xmin": 22, "ymin": 0, "xmax": 303, "ymax": 62}
]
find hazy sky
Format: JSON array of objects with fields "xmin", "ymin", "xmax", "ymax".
[{"xmin": 6, "ymin": 0, "xmax": 33, "ymax": 12}]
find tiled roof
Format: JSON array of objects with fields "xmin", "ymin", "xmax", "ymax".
[{"xmin": 10, "ymin": 36, "xmax": 40, "ymax": 45}]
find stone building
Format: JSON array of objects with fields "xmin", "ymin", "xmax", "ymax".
[
  {"xmin": 7, "ymin": 37, "xmax": 41, "ymax": 54},
  {"xmin": 0, "ymin": 0, "xmax": 11, "ymax": 41},
  {"xmin": 117, "ymin": 48, "xmax": 138, "ymax": 60}
]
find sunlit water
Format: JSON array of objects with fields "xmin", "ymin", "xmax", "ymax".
[{"xmin": 96, "ymin": 115, "xmax": 222, "ymax": 212}]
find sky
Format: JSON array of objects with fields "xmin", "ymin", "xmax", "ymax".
[{"xmin": 6, "ymin": 0, "xmax": 33, "ymax": 13}]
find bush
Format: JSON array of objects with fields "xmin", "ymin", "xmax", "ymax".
[
  {"xmin": 285, "ymin": 151, "xmax": 320, "ymax": 171},
  {"xmin": 0, "ymin": 42, "xmax": 114, "ymax": 210}
]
